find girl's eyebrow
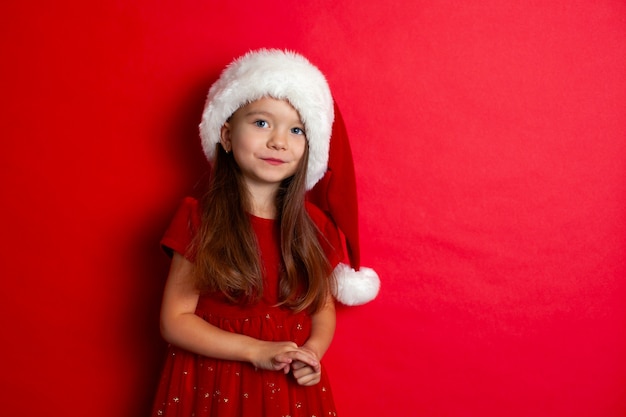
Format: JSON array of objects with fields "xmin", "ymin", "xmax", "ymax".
[{"xmin": 243, "ymin": 110, "xmax": 273, "ymax": 118}]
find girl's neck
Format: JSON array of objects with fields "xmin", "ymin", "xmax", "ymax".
[
  {"xmin": 246, "ymin": 184, "xmax": 279, "ymax": 219},
  {"xmin": 250, "ymin": 202, "xmax": 277, "ymax": 219}
]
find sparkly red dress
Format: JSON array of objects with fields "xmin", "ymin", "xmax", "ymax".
[{"xmin": 151, "ymin": 197, "xmax": 343, "ymax": 417}]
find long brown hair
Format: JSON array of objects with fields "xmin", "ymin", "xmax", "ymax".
[{"xmin": 192, "ymin": 143, "xmax": 334, "ymax": 313}]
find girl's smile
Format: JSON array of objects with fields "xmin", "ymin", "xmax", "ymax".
[{"xmin": 262, "ymin": 157, "xmax": 286, "ymax": 165}]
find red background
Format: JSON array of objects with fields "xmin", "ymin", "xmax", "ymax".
[{"xmin": 2, "ymin": 1, "xmax": 625, "ymax": 416}]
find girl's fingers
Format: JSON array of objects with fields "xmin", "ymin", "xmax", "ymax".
[
  {"xmin": 290, "ymin": 360, "xmax": 308, "ymax": 371},
  {"xmin": 292, "ymin": 363, "xmax": 319, "ymax": 378},
  {"xmin": 291, "ymin": 360, "xmax": 322, "ymax": 386},
  {"xmin": 280, "ymin": 350, "xmax": 319, "ymax": 369},
  {"xmin": 295, "ymin": 370, "xmax": 321, "ymax": 386}
]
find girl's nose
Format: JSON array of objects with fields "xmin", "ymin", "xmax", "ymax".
[{"xmin": 268, "ymin": 130, "xmax": 287, "ymax": 150}]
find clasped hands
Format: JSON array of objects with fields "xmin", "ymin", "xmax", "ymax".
[{"xmin": 251, "ymin": 341, "xmax": 322, "ymax": 386}]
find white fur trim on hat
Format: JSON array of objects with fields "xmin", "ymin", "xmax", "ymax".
[
  {"xmin": 199, "ymin": 49, "xmax": 334, "ymax": 190},
  {"xmin": 333, "ymin": 263, "xmax": 380, "ymax": 306}
]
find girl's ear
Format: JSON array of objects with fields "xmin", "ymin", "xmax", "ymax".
[{"xmin": 220, "ymin": 122, "xmax": 232, "ymax": 153}]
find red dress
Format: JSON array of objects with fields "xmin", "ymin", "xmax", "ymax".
[{"xmin": 151, "ymin": 197, "xmax": 343, "ymax": 417}]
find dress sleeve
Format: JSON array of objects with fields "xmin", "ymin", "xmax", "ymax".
[
  {"xmin": 305, "ymin": 201, "xmax": 345, "ymax": 269},
  {"xmin": 160, "ymin": 197, "xmax": 202, "ymax": 261}
]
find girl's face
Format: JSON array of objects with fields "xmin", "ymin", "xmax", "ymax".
[{"xmin": 220, "ymin": 97, "xmax": 307, "ymax": 193}]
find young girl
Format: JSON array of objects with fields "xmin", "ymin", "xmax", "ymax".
[{"xmin": 151, "ymin": 49, "xmax": 379, "ymax": 417}]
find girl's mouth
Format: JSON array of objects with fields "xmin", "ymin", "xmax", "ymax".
[{"xmin": 262, "ymin": 158, "xmax": 285, "ymax": 165}]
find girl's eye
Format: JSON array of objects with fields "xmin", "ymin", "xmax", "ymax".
[
  {"xmin": 255, "ymin": 120, "xmax": 269, "ymax": 128},
  {"xmin": 291, "ymin": 127, "xmax": 305, "ymax": 135}
]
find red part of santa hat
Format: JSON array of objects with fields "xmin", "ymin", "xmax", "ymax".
[
  {"xmin": 308, "ymin": 102, "xmax": 380, "ymax": 306},
  {"xmin": 308, "ymin": 102, "xmax": 360, "ymax": 268}
]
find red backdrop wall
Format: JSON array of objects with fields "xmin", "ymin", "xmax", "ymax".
[{"xmin": 2, "ymin": 1, "xmax": 625, "ymax": 416}]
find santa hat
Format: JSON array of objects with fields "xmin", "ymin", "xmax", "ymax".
[
  {"xmin": 200, "ymin": 49, "xmax": 332, "ymax": 190},
  {"xmin": 199, "ymin": 49, "xmax": 379, "ymax": 306}
]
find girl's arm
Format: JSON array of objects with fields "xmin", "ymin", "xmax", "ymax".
[
  {"xmin": 292, "ymin": 292, "xmax": 336, "ymax": 386},
  {"xmin": 160, "ymin": 252, "xmax": 319, "ymax": 373},
  {"xmin": 303, "ymin": 293, "xmax": 336, "ymax": 360}
]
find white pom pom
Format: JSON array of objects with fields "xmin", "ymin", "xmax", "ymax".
[{"xmin": 332, "ymin": 263, "xmax": 380, "ymax": 306}]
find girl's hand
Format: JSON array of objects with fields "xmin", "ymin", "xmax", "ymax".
[
  {"xmin": 290, "ymin": 345, "xmax": 322, "ymax": 386},
  {"xmin": 249, "ymin": 341, "xmax": 319, "ymax": 374}
]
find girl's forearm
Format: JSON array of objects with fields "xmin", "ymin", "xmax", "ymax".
[
  {"xmin": 303, "ymin": 296, "xmax": 336, "ymax": 359},
  {"xmin": 161, "ymin": 312, "xmax": 261, "ymax": 363}
]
